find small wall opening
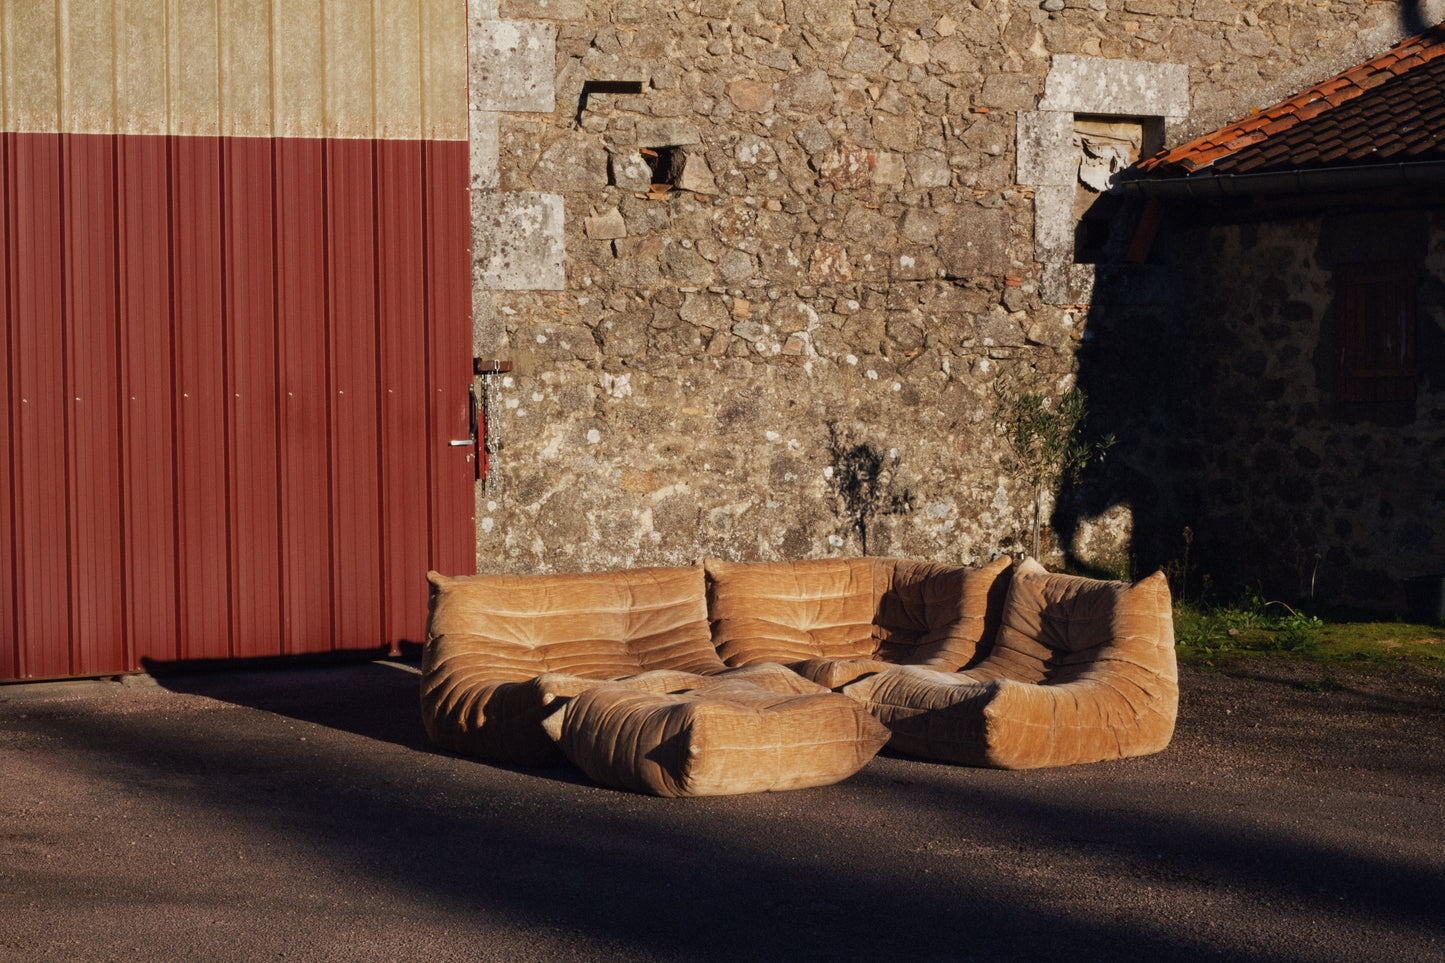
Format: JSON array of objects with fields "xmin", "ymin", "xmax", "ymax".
[
  {"xmin": 580, "ymin": 79, "xmax": 645, "ymax": 96},
  {"xmin": 641, "ymin": 145, "xmax": 686, "ymax": 190}
]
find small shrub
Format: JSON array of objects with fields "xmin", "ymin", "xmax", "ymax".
[{"xmin": 993, "ymin": 378, "xmax": 1114, "ymax": 559}]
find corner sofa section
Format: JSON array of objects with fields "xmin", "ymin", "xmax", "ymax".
[{"xmin": 844, "ymin": 558, "xmax": 1178, "ymax": 769}]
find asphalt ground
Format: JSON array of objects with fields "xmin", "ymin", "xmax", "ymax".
[{"xmin": 2, "ymin": 656, "xmax": 1442, "ymax": 963}]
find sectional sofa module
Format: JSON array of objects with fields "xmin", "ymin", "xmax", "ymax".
[
  {"xmin": 420, "ymin": 555, "xmax": 1179, "ymax": 794},
  {"xmin": 704, "ymin": 555, "xmax": 1015, "ymax": 689},
  {"xmin": 841, "ymin": 558, "xmax": 1178, "ymax": 769}
]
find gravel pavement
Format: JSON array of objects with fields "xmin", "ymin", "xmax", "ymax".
[{"xmin": 2, "ymin": 656, "xmax": 1442, "ymax": 962}]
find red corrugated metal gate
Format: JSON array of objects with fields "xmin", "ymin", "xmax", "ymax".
[{"xmin": 1, "ymin": 134, "xmax": 475, "ymax": 681}]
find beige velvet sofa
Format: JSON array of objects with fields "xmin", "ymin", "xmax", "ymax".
[{"xmin": 420, "ymin": 555, "xmax": 1177, "ymax": 794}]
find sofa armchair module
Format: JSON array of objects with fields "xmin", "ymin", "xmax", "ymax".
[
  {"xmin": 843, "ymin": 558, "xmax": 1178, "ymax": 769},
  {"xmin": 422, "ymin": 563, "xmax": 721, "ymax": 766}
]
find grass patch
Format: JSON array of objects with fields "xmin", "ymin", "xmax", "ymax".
[{"xmin": 1174, "ymin": 594, "xmax": 1445, "ymax": 667}]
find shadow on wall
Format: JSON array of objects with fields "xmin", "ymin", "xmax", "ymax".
[
  {"xmin": 1403, "ymin": 0, "xmax": 1433, "ymax": 34},
  {"xmin": 826, "ymin": 423, "xmax": 915, "ymax": 556},
  {"xmin": 1046, "ymin": 2, "xmax": 1445, "ymax": 612},
  {"xmin": 1054, "ymin": 191, "xmax": 1445, "ymax": 613},
  {"xmin": 1050, "ymin": 216, "xmax": 1207, "ymax": 597}
]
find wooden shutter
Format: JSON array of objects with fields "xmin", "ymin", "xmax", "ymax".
[{"xmin": 1336, "ymin": 261, "xmax": 1417, "ymax": 404}]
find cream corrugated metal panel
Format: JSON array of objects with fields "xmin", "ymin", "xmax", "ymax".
[
  {"xmin": 220, "ymin": 0, "xmax": 273, "ymax": 138},
  {"xmin": 118, "ymin": 1, "xmax": 171, "ymax": 136},
  {"xmin": 324, "ymin": 0, "xmax": 378, "ymax": 140},
  {"xmin": 374, "ymin": 0, "xmax": 423, "ymax": 141},
  {"xmin": 273, "ymin": 0, "xmax": 325, "ymax": 138},
  {"xmin": 0, "ymin": 0, "xmax": 466, "ymax": 140},
  {"xmin": 419, "ymin": 0, "xmax": 462, "ymax": 143}
]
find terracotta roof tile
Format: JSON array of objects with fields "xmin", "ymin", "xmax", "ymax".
[
  {"xmin": 1224, "ymin": 131, "xmax": 1268, "ymax": 150},
  {"xmin": 1136, "ymin": 24, "xmax": 1445, "ymax": 178}
]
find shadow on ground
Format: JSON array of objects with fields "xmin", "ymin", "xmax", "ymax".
[{"xmin": 2, "ymin": 660, "xmax": 1436, "ymax": 961}]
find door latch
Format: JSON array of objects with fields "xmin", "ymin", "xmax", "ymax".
[{"xmin": 451, "ymin": 386, "xmax": 483, "ymax": 480}]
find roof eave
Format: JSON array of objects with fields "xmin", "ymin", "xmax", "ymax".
[{"xmin": 1122, "ymin": 159, "xmax": 1445, "ymax": 199}]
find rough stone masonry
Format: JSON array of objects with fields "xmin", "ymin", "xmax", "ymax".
[{"xmin": 466, "ymin": 0, "xmax": 1432, "ymax": 577}]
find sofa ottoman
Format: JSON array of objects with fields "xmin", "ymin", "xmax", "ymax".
[{"xmin": 541, "ymin": 677, "xmax": 891, "ymax": 797}]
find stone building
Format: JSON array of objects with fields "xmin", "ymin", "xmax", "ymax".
[
  {"xmin": 1096, "ymin": 23, "xmax": 1445, "ymax": 611},
  {"xmin": 467, "ymin": 0, "xmax": 1444, "ymax": 607}
]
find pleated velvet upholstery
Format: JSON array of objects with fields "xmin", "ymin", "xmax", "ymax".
[
  {"xmin": 707, "ymin": 556, "xmax": 1012, "ymax": 689},
  {"xmin": 422, "ymin": 564, "xmax": 732, "ymax": 764},
  {"xmin": 845, "ymin": 558, "xmax": 1178, "ymax": 769},
  {"xmin": 543, "ymin": 677, "xmax": 892, "ymax": 797}
]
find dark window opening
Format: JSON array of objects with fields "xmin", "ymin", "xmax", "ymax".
[
  {"xmin": 641, "ymin": 145, "xmax": 686, "ymax": 190},
  {"xmin": 581, "ymin": 80, "xmax": 645, "ymax": 96},
  {"xmin": 1335, "ymin": 261, "xmax": 1418, "ymax": 404}
]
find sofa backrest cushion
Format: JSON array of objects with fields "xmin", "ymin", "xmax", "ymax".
[
  {"xmin": 706, "ymin": 555, "xmax": 1012, "ymax": 669},
  {"xmin": 877, "ymin": 555, "xmax": 1013, "ymax": 668},
  {"xmin": 966, "ymin": 557, "xmax": 1176, "ymax": 686},
  {"xmin": 705, "ymin": 557, "xmax": 877, "ymax": 666},
  {"xmin": 425, "ymin": 563, "xmax": 724, "ymax": 679}
]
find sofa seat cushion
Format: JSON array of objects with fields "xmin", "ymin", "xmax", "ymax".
[
  {"xmin": 787, "ymin": 657, "xmax": 894, "ymax": 690},
  {"xmin": 706, "ymin": 556, "xmax": 1012, "ymax": 675},
  {"xmin": 543, "ymin": 678, "xmax": 891, "ymax": 797},
  {"xmin": 843, "ymin": 559, "xmax": 1178, "ymax": 769}
]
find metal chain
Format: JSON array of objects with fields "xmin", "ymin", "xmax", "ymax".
[{"xmin": 482, "ymin": 372, "xmax": 501, "ymax": 496}]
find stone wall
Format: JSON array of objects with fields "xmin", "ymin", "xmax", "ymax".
[{"xmin": 466, "ymin": 0, "xmax": 1443, "ymax": 577}]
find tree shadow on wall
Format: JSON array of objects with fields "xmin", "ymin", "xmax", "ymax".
[
  {"xmin": 1047, "ymin": 215, "xmax": 1205, "ymax": 593},
  {"xmin": 1050, "ymin": 4, "xmax": 1445, "ymax": 606},
  {"xmin": 826, "ymin": 423, "xmax": 915, "ymax": 555},
  {"xmin": 1051, "ymin": 193, "xmax": 1333, "ymax": 604}
]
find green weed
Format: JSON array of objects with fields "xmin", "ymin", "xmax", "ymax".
[
  {"xmin": 1175, "ymin": 592, "xmax": 1445, "ymax": 667},
  {"xmin": 1174, "ymin": 588, "xmax": 1320, "ymax": 657}
]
